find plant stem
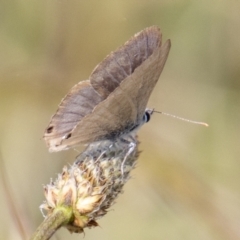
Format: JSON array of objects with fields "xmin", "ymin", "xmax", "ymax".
[{"xmin": 30, "ymin": 206, "xmax": 73, "ymax": 240}]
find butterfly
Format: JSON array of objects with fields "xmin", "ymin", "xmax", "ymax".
[{"xmin": 44, "ymin": 26, "xmax": 171, "ymax": 152}]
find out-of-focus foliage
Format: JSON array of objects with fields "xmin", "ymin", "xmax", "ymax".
[{"xmin": 0, "ymin": 0, "xmax": 240, "ymax": 239}]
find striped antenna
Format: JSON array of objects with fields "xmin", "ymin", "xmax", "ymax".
[{"xmin": 153, "ymin": 110, "xmax": 209, "ymax": 127}]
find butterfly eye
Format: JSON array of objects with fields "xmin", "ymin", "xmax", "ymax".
[{"xmin": 143, "ymin": 111, "xmax": 151, "ymax": 123}]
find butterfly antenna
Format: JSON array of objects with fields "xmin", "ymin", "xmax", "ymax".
[{"xmin": 153, "ymin": 110, "xmax": 209, "ymax": 127}]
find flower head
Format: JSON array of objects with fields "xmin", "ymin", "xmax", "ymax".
[{"xmin": 40, "ymin": 139, "xmax": 139, "ymax": 233}]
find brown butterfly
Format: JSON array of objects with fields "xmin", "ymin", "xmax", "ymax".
[{"xmin": 44, "ymin": 26, "xmax": 171, "ymax": 152}]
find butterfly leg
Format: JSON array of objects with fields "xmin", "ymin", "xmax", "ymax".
[{"xmin": 120, "ymin": 136, "xmax": 137, "ymax": 177}]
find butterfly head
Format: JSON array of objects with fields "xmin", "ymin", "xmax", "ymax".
[{"xmin": 143, "ymin": 108, "xmax": 154, "ymax": 123}]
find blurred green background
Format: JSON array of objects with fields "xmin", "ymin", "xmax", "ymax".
[{"xmin": 0, "ymin": 0, "xmax": 240, "ymax": 239}]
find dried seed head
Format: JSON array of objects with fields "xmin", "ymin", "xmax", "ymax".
[{"xmin": 40, "ymin": 139, "xmax": 140, "ymax": 233}]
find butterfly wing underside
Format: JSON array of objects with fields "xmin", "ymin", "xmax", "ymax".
[
  {"xmin": 90, "ymin": 26, "xmax": 162, "ymax": 99},
  {"xmin": 43, "ymin": 80, "xmax": 103, "ymax": 151}
]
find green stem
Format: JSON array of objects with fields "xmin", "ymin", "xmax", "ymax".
[{"xmin": 30, "ymin": 206, "xmax": 73, "ymax": 240}]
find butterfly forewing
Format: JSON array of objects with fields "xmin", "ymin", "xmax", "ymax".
[
  {"xmin": 135, "ymin": 39, "xmax": 171, "ymax": 123},
  {"xmin": 90, "ymin": 26, "xmax": 161, "ymax": 99}
]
